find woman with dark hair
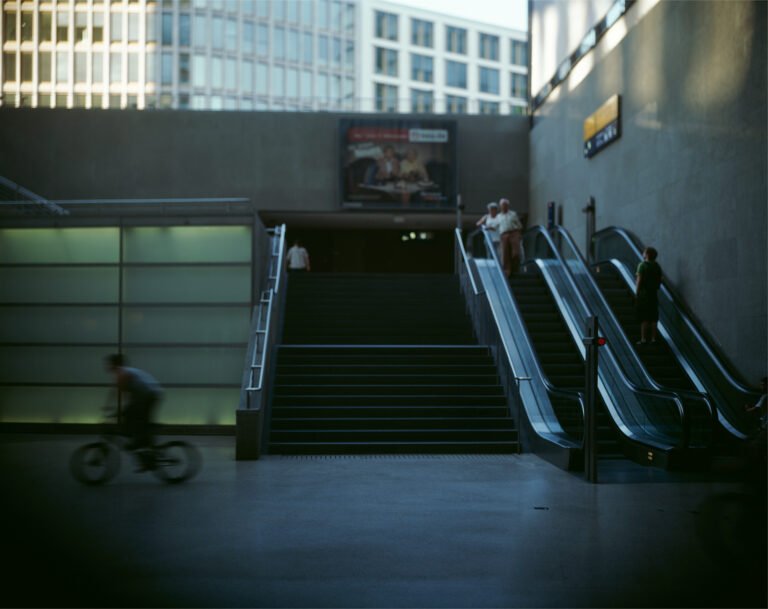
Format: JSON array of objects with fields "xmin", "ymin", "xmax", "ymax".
[{"xmin": 635, "ymin": 246, "xmax": 662, "ymax": 345}]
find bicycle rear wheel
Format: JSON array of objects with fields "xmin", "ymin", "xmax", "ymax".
[
  {"xmin": 151, "ymin": 441, "xmax": 202, "ymax": 484},
  {"xmin": 70, "ymin": 442, "xmax": 121, "ymax": 485}
]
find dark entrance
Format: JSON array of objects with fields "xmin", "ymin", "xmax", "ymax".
[{"xmin": 284, "ymin": 229, "xmax": 453, "ymax": 273}]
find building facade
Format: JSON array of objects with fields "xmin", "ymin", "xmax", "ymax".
[{"xmin": 0, "ymin": 0, "xmax": 527, "ymax": 114}]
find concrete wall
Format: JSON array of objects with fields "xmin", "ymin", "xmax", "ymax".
[
  {"xmin": 0, "ymin": 110, "xmax": 528, "ymax": 219},
  {"xmin": 528, "ymin": 0, "xmax": 767, "ymax": 380}
]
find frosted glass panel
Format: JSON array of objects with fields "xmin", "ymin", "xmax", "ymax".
[
  {"xmin": 123, "ymin": 226, "xmax": 251, "ymax": 263},
  {"xmin": 123, "ymin": 306, "xmax": 250, "ymax": 343},
  {"xmin": 0, "ymin": 306, "xmax": 118, "ymax": 343},
  {"xmin": 0, "ymin": 386, "xmax": 108, "ymax": 423},
  {"xmin": 123, "ymin": 265, "xmax": 251, "ymax": 303},
  {"xmin": 0, "ymin": 267, "xmax": 119, "ymax": 303},
  {"xmin": 158, "ymin": 388, "xmax": 237, "ymax": 425},
  {"xmin": 0, "ymin": 228, "xmax": 119, "ymax": 263},
  {"xmin": 125, "ymin": 346, "xmax": 245, "ymax": 385},
  {"xmin": 0, "ymin": 346, "xmax": 114, "ymax": 384}
]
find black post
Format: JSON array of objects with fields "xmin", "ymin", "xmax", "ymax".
[
  {"xmin": 582, "ymin": 196, "xmax": 596, "ymax": 262},
  {"xmin": 583, "ymin": 316, "xmax": 599, "ymax": 483}
]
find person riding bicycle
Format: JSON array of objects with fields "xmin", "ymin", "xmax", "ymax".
[{"xmin": 105, "ymin": 353, "xmax": 163, "ymax": 470}]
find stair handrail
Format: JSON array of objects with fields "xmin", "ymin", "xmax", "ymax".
[
  {"xmin": 591, "ymin": 226, "xmax": 759, "ymax": 438},
  {"xmin": 456, "ymin": 227, "xmax": 585, "ymax": 453},
  {"xmin": 245, "ymin": 224, "xmax": 287, "ymax": 404},
  {"xmin": 524, "ymin": 226, "xmax": 711, "ymax": 448}
]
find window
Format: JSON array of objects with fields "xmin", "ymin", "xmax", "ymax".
[
  {"xmin": 256, "ymin": 62, "xmax": 268, "ymax": 94},
  {"xmin": 318, "ymin": 0, "xmax": 329, "ymax": 28},
  {"xmin": 510, "ymin": 39, "xmax": 527, "ymax": 66},
  {"xmin": 40, "ymin": 12, "xmax": 53, "ymax": 42},
  {"xmin": 225, "ymin": 19, "xmax": 236, "ymax": 51},
  {"xmin": 287, "ymin": 67, "xmax": 298, "ymax": 97},
  {"xmin": 479, "ymin": 100, "xmax": 499, "ymax": 115},
  {"xmin": 109, "ymin": 52, "xmax": 121, "ymax": 83},
  {"xmin": 58, "ymin": 12, "xmax": 70, "ymax": 42},
  {"xmin": 274, "ymin": 27, "xmax": 285, "ymax": 59},
  {"xmin": 375, "ymin": 82, "xmax": 397, "ymax": 112},
  {"xmin": 375, "ymin": 47, "xmax": 397, "ymax": 77},
  {"xmin": 445, "ymin": 60, "xmax": 466, "ymax": 88},
  {"xmin": 92, "ymin": 12, "xmax": 104, "ymax": 42},
  {"xmin": 479, "ymin": 33, "xmax": 499, "ymax": 61},
  {"xmin": 445, "ymin": 94, "xmax": 466, "ymax": 114},
  {"xmin": 318, "ymin": 35, "xmax": 328, "ymax": 64},
  {"xmin": 479, "ymin": 66, "xmax": 499, "ymax": 94},
  {"xmin": 179, "ymin": 14, "xmax": 191, "ymax": 46},
  {"xmin": 243, "ymin": 21, "xmax": 254, "ymax": 53},
  {"xmin": 20, "ymin": 12, "xmax": 33, "ymax": 41},
  {"xmin": 162, "ymin": 12, "xmax": 173, "ymax": 44},
  {"xmin": 92, "ymin": 53, "xmax": 103, "ymax": 82},
  {"xmin": 194, "ymin": 14, "xmax": 207, "ymax": 47},
  {"xmin": 179, "ymin": 53, "xmax": 190, "ymax": 84},
  {"xmin": 317, "ymin": 71, "xmax": 328, "ymax": 100},
  {"xmin": 272, "ymin": 65, "xmax": 284, "ymax": 96},
  {"xmin": 74, "ymin": 51, "xmax": 87, "ymax": 81},
  {"xmin": 273, "ymin": 0, "xmax": 285, "ymax": 21},
  {"xmin": 161, "ymin": 52, "xmax": 173, "ymax": 85},
  {"xmin": 332, "ymin": 37, "xmax": 341, "ymax": 65},
  {"xmin": 212, "ymin": 55, "xmax": 223, "ymax": 87},
  {"xmin": 212, "ymin": 16, "xmax": 223, "ymax": 48},
  {"xmin": 256, "ymin": 24, "xmax": 268, "ymax": 55},
  {"xmin": 127, "ymin": 13, "xmax": 139, "ymax": 42},
  {"xmin": 256, "ymin": 1, "xmax": 269, "ymax": 19},
  {"xmin": 146, "ymin": 12, "xmax": 157, "ymax": 42},
  {"xmin": 330, "ymin": 1, "xmax": 341, "ymax": 31},
  {"xmin": 411, "ymin": 18, "xmax": 432, "ymax": 47},
  {"xmin": 301, "ymin": 1, "xmax": 313, "ymax": 26},
  {"xmin": 241, "ymin": 59, "xmax": 253, "ymax": 91},
  {"xmin": 303, "ymin": 32, "xmax": 313, "ymax": 63},
  {"xmin": 109, "ymin": 12, "xmax": 121, "ymax": 42},
  {"xmin": 3, "ymin": 52, "xmax": 16, "ymax": 81},
  {"xmin": 509, "ymin": 104, "xmax": 526, "ymax": 116},
  {"xmin": 411, "ymin": 54, "xmax": 432, "ymax": 83},
  {"xmin": 75, "ymin": 12, "xmax": 88, "ymax": 43},
  {"xmin": 146, "ymin": 53, "xmax": 156, "ymax": 82},
  {"xmin": 4, "ymin": 12, "xmax": 17, "ymax": 42},
  {"xmin": 411, "ymin": 88, "xmax": 433, "ymax": 113},
  {"xmin": 128, "ymin": 51, "xmax": 139, "ymax": 82},
  {"xmin": 375, "ymin": 11, "xmax": 397, "ymax": 41},
  {"xmin": 510, "ymin": 72, "xmax": 527, "ymax": 99},
  {"xmin": 445, "ymin": 26, "xmax": 466, "ymax": 54},
  {"xmin": 225, "ymin": 57, "xmax": 235, "ymax": 88},
  {"xmin": 345, "ymin": 41, "xmax": 354, "ymax": 68},
  {"xmin": 287, "ymin": 29, "xmax": 299, "ymax": 62},
  {"xmin": 40, "ymin": 52, "xmax": 53, "ymax": 82},
  {"xmin": 287, "ymin": 0, "xmax": 299, "ymax": 23},
  {"xmin": 193, "ymin": 54, "xmax": 205, "ymax": 87},
  {"xmin": 301, "ymin": 69, "xmax": 312, "ymax": 98},
  {"xmin": 20, "ymin": 52, "xmax": 33, "ymax": 81}
]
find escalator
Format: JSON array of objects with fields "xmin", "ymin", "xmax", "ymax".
[
  {"xmin": 591, "ymin": 227, "xmax": 761, "ymax": 442},
  {"xmin": 510, "ymin": 265, "xmax": 622, "ymax": 458}
]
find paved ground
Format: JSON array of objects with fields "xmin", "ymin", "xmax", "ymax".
[{"xmin": 1, "ymin": 434, "xmax": 765, "ymax": 608}]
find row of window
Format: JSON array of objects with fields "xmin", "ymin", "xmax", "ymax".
[
  {"xmin": 374, "ymin": 49, "xmax": 528, "ymax": 97},
  {"xmin": 372, "ymin": 84, "xmax": 526, "ymax": 115},
  {"xmin": 2, "ymin": 50, "xmax": 354, "ymax": 98},
  {"xmin": 3, "ymin": 11, "xmax": 355, "ymax": 70},
  {"xmin": 374, "ymin": 10, "xmax": 527, "ymax": 65}
]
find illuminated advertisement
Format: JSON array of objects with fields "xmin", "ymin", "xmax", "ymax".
[
  {"xmin": 339, "ymin": 118, "xmax": 457, "ymax": 210},
  {"xmin": 584, "ymin": 94, "xmax": 621, "ymax": 159}
]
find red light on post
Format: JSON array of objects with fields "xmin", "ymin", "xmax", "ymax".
[{"xmin": 597, "ymin": 337, "xmax": 607, "ymax": 347}]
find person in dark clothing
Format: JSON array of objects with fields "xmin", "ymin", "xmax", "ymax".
[
  {"xmin": 635, "ymin": 246, "xmax": 662, "ymax": 345},
  {"xmin": 105, "ymin": 353, "xmax": 163, "ymax": 470}
]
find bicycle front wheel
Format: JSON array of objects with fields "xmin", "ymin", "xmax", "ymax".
[
  {"xmin": 70, "ymin": 442, "xmax": 121, "ymax": 485},
  {"xmin": 152, "ymin": 441, "xmax": 202, "ymax": 484}
]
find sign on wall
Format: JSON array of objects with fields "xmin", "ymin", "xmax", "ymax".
[
  {"xmin": 339, "ymin": 119, "xmax": 457, "ymax": 210},
  {"xmin": 584, "ymin": 94, "xmax": 621, "ymax": 158}
]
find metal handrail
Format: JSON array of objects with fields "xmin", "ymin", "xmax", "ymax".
[
  {"xmin": 246, "ymin": 224, "xmax": 286, "ymax": 398},
  {"xmin": 455, "ymin": 227, "xmax": 483, "ymax": 296},
  {"xmin": 531, "ymin": 225, "xmax": 717, "ymax": 448}
]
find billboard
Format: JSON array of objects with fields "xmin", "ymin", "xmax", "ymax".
[{"xmin": 339, "ymin": 119, "xmax": 457, "ymax": 210}]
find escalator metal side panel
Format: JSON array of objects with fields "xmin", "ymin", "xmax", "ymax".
[{"xmin": 472, "ymin": 259, "xmax": 582, "ymax": 470}]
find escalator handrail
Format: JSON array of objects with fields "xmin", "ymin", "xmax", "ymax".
[
  {"xmin": 549, "ymin": 225, "xmax": 718, "ymax": 445},
  {"xmin": 592, "ymin": 225, "xmax": 760, "ymax": 397},
  {"xmin": 458, "ymin": 228, "xmax": 587, "ymax": 437},
  {"xmin": 524, "ymin": 226, "xmax": 691, "ymax": 446},
  {"xmin": 455, "ymin": 227, "xmax": 483, "ymax": 296}
]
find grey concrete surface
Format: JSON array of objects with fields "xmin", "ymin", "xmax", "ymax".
[
  {"xmin": 1, "ymin": 434, "xmax": 765, "ymax": 608},
  {"xmin": 528, "ymin": 0, "xmax": 767, "ymax": 381},
  {"xmin": 0, "ymin": 111, "xmax": 528, "ymax": 220}
]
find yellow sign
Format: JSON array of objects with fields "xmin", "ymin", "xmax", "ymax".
[{"xmin": 583, "ymin": 95, "xmax": 620, "ymax": 141}]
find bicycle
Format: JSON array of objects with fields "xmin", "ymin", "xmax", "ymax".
[{"xmin": 70, "ymin": 431, "xmax": 202, "ymax": 486}]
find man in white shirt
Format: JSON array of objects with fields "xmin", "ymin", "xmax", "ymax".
[
  {"xmin": 497, "ymin": 198, "xmax": 523, "ymax": 277},
  {"xmin": 286, "ymin": 240, "xmax": 311, "ymax": 272}
]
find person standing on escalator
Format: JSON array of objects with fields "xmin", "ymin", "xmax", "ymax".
[{"xmin": 635, "ymin": 246, "xmax": 662, "ymax": 345}]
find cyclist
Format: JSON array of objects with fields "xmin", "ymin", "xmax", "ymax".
[{"xmin": 105, "ymin": 353, "xmax": 163, "ymax": 471}]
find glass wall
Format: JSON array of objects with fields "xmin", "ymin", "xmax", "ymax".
[{"xmin": 0, "ymin": 225, "xmax": 253, "ymax": 426}]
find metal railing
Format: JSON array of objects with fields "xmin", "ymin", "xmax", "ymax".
[{"xmin": 244, "ymin": 224, "xmax": 287, "ymax": 408}]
